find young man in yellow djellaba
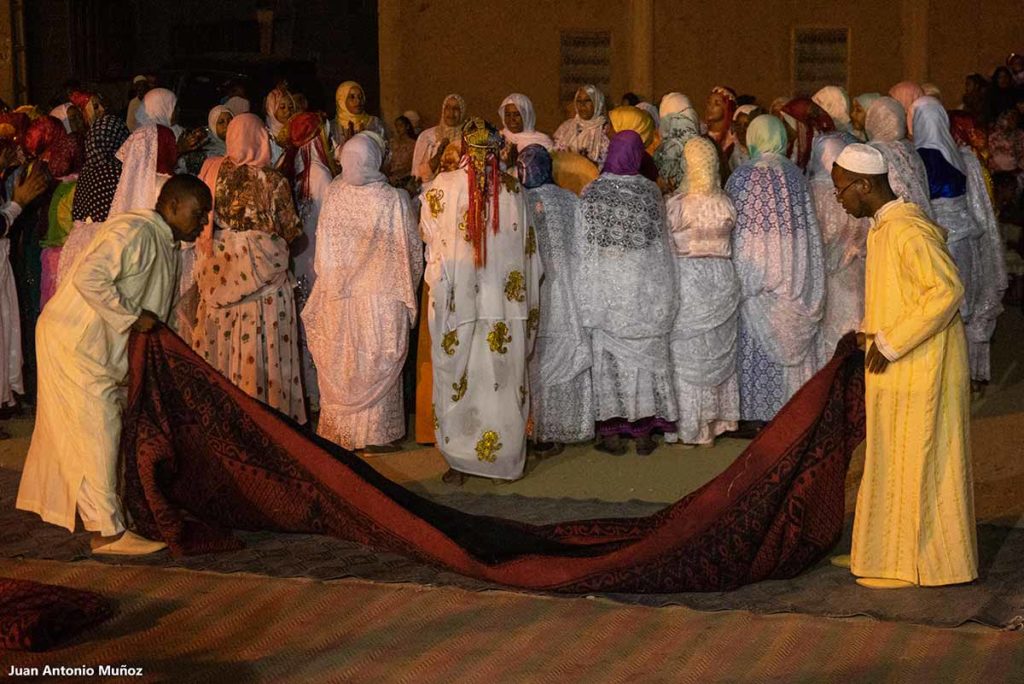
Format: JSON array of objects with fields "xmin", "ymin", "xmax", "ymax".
[{"xmin": 830, "ymin": 143, "xmax": 976, "ymax": 589}]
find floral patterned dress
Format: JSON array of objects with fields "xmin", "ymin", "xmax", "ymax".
[{"xmin": 192, "ymin": 160, "xmax": 307, "ymax": 423}]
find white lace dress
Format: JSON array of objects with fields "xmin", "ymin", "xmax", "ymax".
[
  {"xmin": 524, "ymin": 184, "xmax": 594, "ymax": 443},
  {"xmin": 575, "ymin": 173, "xmax": 678, "ymax": 426},
  {"xmin": 302, "ymin": 179, "xmax": 422, "ymax": 449}
]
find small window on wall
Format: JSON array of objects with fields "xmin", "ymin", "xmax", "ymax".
[
  {"xmin": 792, "ymin": 27, "xmax": 849, "ymax": 97},
  {"xmin": 560, "ymin": 31, "xmax": 612, "ymax": 110}
]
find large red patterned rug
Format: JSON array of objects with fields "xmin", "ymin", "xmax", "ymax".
[
  {"xmin": 0, "ymin": 577, "xmax": 113, "ymax": 651},
  {"xmin": 120, "ymin": 327, "xmax": 865, "ymax": 594}
]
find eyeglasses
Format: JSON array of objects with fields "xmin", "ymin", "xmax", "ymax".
[{"xmin": 834, "ymin": 179, "xmax": 861, "ymax": 200}]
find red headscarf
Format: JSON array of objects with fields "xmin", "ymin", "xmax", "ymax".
[
  {"xmin": 69, "ymin": 90, "xmax": 94, "ymax": 112},
  {"xmin": 948, "ymin": 109, "xmax": 988, "ymax": 161},
  {"xmin": 280, "ymin": 111, "xmax": 337, "ymax": 199},
  {"xmin": 24, "ymin": 116, "xmax": 66, "ymax": 159},
  {"xmin": 781, "ymin": 98, "xmax": 835, "ymax": 170},
  {"xmin": 46, "ymin": 130, "xmax": 84, "ymax": 178}
]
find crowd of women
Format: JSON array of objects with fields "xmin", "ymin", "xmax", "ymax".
[{"xmin": 0, "ymin": 56, "xmax": 1017, "ymax": 479}]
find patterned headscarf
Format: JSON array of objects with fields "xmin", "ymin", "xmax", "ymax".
[
  {"xmin": 72, "ymin": 114, "xmax": 130, "ymax": 222},
  {"xmin": 282, "ymin": 111, "xmax": 338, "ymax": 199},
  {"xmin": 864, "ymin": 97, "xmax": 907, "ymax": 143},
  {"xmin": 516, "ymin": 143, "xmax": 554, "ymax": 189},
  {"xmin": 681, "ymin": 136, "xmax": 721, "ymax": 195},
  {"xmin": 948, "ymin": 110, "xmax": 988, "ymax": 160},
  {"xmin": 24, "ymin": 115, "xmax": 65, "ymax": 159}
]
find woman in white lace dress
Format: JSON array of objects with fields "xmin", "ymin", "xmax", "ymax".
[
  {"xmin": 516, "ymin": 144, "xmax": 594, "ymax": 451},
  {"xmin": 302, "ymin": 133, "xmax": 422, "ymax": 450},
  {"xmin": 576, "ymin": 131, "xmax": 678, "ymax": 456},
  {"xmin": 807, "ymin": 134, "xmax": 869, "ymax": 364},
  {"xmin": 664, "ymin": 137, "xmax": 740, "ymax": 447}
]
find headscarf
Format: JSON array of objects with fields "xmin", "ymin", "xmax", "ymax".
[
  {"xmin": 49, "ymin": 103, "xmax": 72, "ymax": 133},
  {"xmin": 264, "ymin": 87, "xmax": 294, "ymax": 139},
  {"xmin": 24, "ymin": 116, "xmax": 65, "ymax": 159},
  {"xmin": 746, "ymin": 114, "xmax": 788, "ymax": 160},
  {"xmin": 681, "ymin": 136, "xmax": 721, "ymax": 195},
  {"xmin": 402, "ymin": 110, "xmax": 421, "ymax": 134},
  {"xmin": 206, "ymin": 105, "xmax": 232, "ymax": 157},
  {"xmin": 603, "ymin": 130, "xmax": 644, "ymax": 175},
  {"xmin": 734, "ymin": 104, "xmax": 759, "ymax": 120},
  {"xmin": 910, "ymin": 96, "xmax": 966, "ymax": 173},
  {"xmin": 781, "ymin": 97, "xmax": 835, "ymax": 169},
  {"xmin": 659, "ymin": 92, "xmax": 700, "ymax": 137},
  {"xmin": 46, "ymin": 128, "xmax": 84, "ymax": 178},
  {"xmin": 854, "ymin": 92, "xmax": 882, "ymax": 115},
  {"xmin": 196, "ymin": 113, "xmax": 272, "ymax": 252},
  {"xmin": 516, "ymin": 143, "xmax": 554, "ymax": 189},
  {"xmin": 283, "ymin": 111, "xmax": 339, "ymax": 198},
  {"xmin": 812, "ymin": 86, "xmax": 852, "ymax": 133},
  {"xmin": 224, "ymin": 96, "xmax": 250, "ymax": 116},
  {"xmin": 461, "ymin": 117, "xmax": 504, "ymax": 268},
  {"xmin": 864, "ymin": 97, "xmax": 907, "ymax": 143},
  {"xmin": 807, "ymin": 133, "xmax": 849, "ymax": 183},
  {"xmin": 340, "ymin": 132, "xmax": 386, "ymax": 186},
  {"xmin": 608, "ymin": 106, "xmax": 656, "ymax": 150},
  {"xmin": 573, "ymin": 85, "xmax": 607, "ymax": 127},
  {"xmin": 137, "ymin": 88, "xmax": 177, "ymax": 127},
  {"xmin": 637, "ymin": 102, "xmax": 660, "ymax": 131},
  {"xmin": 948, "ymin": 110, "xmax": 988, "ymax": 161},
  {"xmin": 72, "ymin": 114, "xmax": 130, "ymax": 222},
  {"xmin": 888, "ymin": 81, "xmax": 925, "ymax": 134},
  {"xmin": 437, "ymin": 93, "xmax": 467, "ymax": 142},
  {"xmin": 334, "ymin": 81, "xmax": 373, "ymax": 134},
  {"xmin": 498, "ymin": 93, "xmax": 553, "ymax": 150},
  {"xmin": 922, "ymin": 83, "xmax": 942, "ymax": 99},
  {"xmin": 109, "ymin": 123, "xmax": 178, "ymax": 217}
]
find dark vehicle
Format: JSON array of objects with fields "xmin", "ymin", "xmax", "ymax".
[{"xmin": 154, "ymin": 54, "xmax": 323, "ymax": 128}]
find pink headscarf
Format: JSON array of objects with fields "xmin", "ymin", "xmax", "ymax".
[
  {"xmin": 197, "ymin": 113, "xmax": 272, "ymax": 253},
  {"xmin": 888, "ymin": 81, "xmax": 925, "ymax": 135}
]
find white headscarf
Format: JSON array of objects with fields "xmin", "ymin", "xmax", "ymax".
[
  {"xmin": 659, "ymin": 92, "xmax": 700, "ymax": 137},
  {"xmin": 224, "ymin": 96, "xmax": 250, "ymax": 116},
  {"xmin": 340, "ymin": 132, "xmax": 387, "ymax": 186},
  {"xmin": 812, "ymin": 86, "xmax": 852, "ymax": 133},
  {"xmin": 137, "ymin": 88, "xmax": 176, "ymax": 127},
  {"xmin": 733, "ymin": 104, "xmax": 759, "ymax": 120},
  {"xmin": 573, "ymin": 85, "xmax": 606, "ymax": 130},
  {"xmin": 499, "ymin": 93, "xmax": 553, "ymax": 150},
  {"xmin": 864, "ymin": 97, "xmax": 907, "ymax": 143},
  {"xmin": 109, "ymin": 126, "xmax": 164, "ymax": 216},
  {"xmin": 911, "ymin": 96, "xmax": 966, "ymax": 173},
  {"xmin": 437, "ymin": 93, "xmax": 466, "ymax": 142},
  {"xmin": 637, "ymin": 102, "xmax": 660, "ymax": 132},
  {"xmin": 206, "ymin": 105, "xmax": 232, "ymax": 157},
  {"xmin": 49, "ymin": 103, "xmax": 73, "ymax": 133},
  {"xmin": 264, "ymin": 88, "xmax": 293, "ymax": 138}
]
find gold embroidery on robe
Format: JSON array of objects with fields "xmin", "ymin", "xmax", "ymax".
[
  {"xmin": 527, "ymin": 307, "xmax": 540, "ymax": 336},
  {"xmin": 432, "ymin": 404, "xmax": 439, "ymax": 430},
  {"xmin": 487, "ymin": 321, "xmax": 511, "ymax": 354},
  {"xmin": 518, "ymin": 385, "xmax": 526, "ymax": 407},
  {"xmin": 500, "ymin": 172, "xmax": 520, "ymax": 194},
  {"xmin": 475, "ymin": 430, "xmax": 502, "ymax": 462},
  {"xmin": 425, "ymin": 188, "xmax": 446, "ymax": 218},
  {"xmin": 441, "ymin": 329, "xmax": 459, "ymax": 356},
  {"xmin": 457, "ymin": 209, "xmax": 471, "ymax": 242},
  {"xmin": 451, "ymin": 372, "xmax": 468, "ymax": 401},
  {"xmin": 525, "ymin": 225, "xmax": 537, "ymax": 256},
  {"xmin": 504, "ymin": 270, "xmax": 526, "ymax": 302}
]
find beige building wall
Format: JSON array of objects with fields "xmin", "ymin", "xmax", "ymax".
[{"xmin": 381, "ymin": 0, "xmax": 1023, "ymax": 135}]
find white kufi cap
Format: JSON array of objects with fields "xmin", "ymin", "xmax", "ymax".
[{"xmin": 834, "ymin": 143, "xmax": 888, "ymax": 174}]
